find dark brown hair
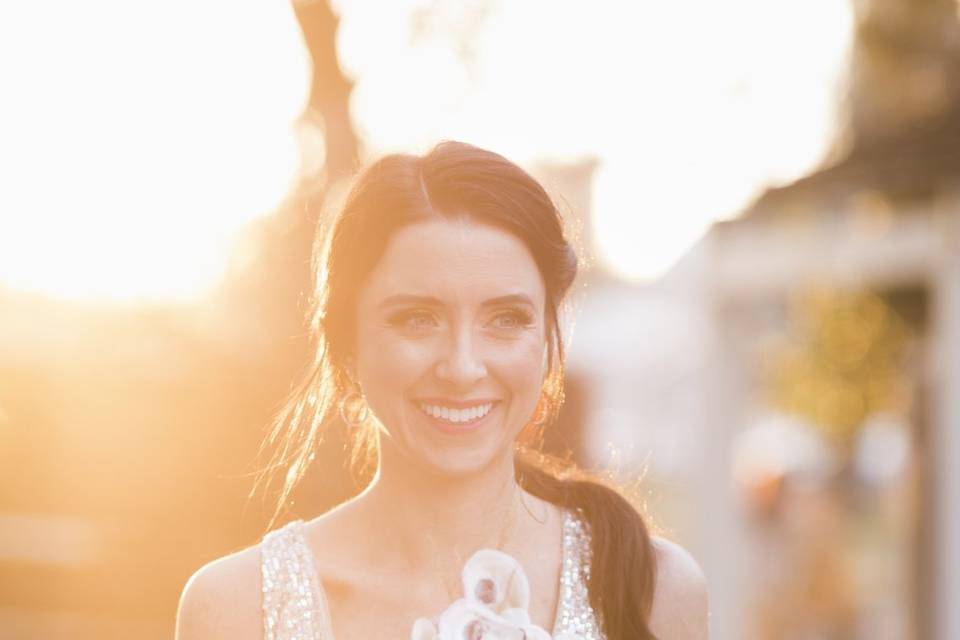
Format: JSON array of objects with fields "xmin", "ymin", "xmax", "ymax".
[{"xmin": 254, "ymin": 141, "xmax": 658, "ymax": 639}]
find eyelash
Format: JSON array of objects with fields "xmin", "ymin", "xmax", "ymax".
[
  {"xmin": 389, "ymin": 309, "xmax": 533, "ymax": 331},
  {"xmin": 391, "ymin": 310, "xmax": 436, "ymax": 329},
  {"xmin": 493, "ymin": 310, "xmax": 534, "ymax": 329}
]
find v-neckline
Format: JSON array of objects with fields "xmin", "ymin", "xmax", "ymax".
[{"xmin": 293, "ymin": 508, "xmax": 573, "ymax": 639}]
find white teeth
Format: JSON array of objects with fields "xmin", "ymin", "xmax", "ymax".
[{"xmin": 418, "ymin": 402, "xmax": 493, "ymax": 424}]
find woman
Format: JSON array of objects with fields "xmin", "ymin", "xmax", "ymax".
[{"xmin": 176, "ymin": 141, "xmax": 709, "ymax": 639}]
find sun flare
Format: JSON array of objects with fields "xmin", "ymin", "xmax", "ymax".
[{"xmin": 0, "ymin": 1, "xmax": 310, "ymax": 303}]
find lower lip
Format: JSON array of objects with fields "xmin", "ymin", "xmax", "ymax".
[{"xmin": 415, "ymin": 402, "xmax": 498, "ymax": 435}]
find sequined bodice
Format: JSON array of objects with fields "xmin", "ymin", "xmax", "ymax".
[{"xmin": 260, "ymin": 508, "xmax": 605, "ymax": 639}]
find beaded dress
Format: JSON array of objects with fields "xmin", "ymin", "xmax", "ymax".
[{"xmin": 260, "ymin": 508, "xmax": 605, "ymax": 639}]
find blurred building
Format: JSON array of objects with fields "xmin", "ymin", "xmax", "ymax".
[
  {"xmin": 670, "ymin": 2, "xmax": 960, "ymax": 636},
  {"xmin": 566, "ymin": 103, "xmax": 959, "ymax": 640},
  {"xmin": 668, "ymin": 116, "xmax": 959, "ymax": 639},
  {"xmin": 563, "ymin": 2, "xmax": 960, "ymax": 638}
]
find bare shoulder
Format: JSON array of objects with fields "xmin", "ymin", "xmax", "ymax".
[
  {"xmin": 648, "ymin": 536, "xmax": 710, "ymax": 640},
  {"xmin": 175, "ymin": 544, "xmax": 263, "ymax": 640}
]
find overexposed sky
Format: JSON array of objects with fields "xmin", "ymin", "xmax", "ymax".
[
  {"xmin": 0, "ymin": 0, "xmax": 852, "ymax": 302},
  {"xmin": 0, "ymin": 1, "xmax": 309, "ymax": 303},
  {"xmin": 338, "ymin": 0, "xmax": 853, "ymax": 280}
]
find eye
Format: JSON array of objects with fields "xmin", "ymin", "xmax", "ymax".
[
  {"xmin": 492, "ymin": 309, "xmax": 533, "ymax": 330},
  {"xmin": 389, "ymin": 309, "xmax": 438, "ymax": 330}
]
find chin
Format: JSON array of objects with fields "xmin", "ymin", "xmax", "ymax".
[
  {"xmin": 420, "ymin": 445, "xmax": 504, "ymax": 478},
  {"xmin": 392, "ymin": 436, "xmax": 512, "ymax": 480}
]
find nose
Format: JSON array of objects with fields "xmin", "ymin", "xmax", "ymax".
[{"xmin": 434, "ymin": 326, "xmax": 487, "ymax": 387}]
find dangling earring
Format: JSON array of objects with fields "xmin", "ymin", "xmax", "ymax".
[{"xmin": 339, "ymin": 390, "xmax": 369, "ymax": 428}]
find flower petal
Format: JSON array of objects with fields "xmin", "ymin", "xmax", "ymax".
[
  {"xmin": 520, "ymin": 624, "xmax": 553, "ymax": 640},
  {"xmin": 500, "ymin": 608, "xmax": 531, "ymax": 626},
  {"xmin": 411, "ymin": 617, "xmax": 439, "ymax": 640},
  {"xmin": 436, "ymin": 598, "xmax": 527, "ymax": 639},
  {"xmin": 461, "ymin": 549, "xmax": 531, "ymax": 612}
]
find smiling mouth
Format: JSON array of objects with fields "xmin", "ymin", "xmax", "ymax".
[{"xmin": 416, "ymin": 401, "xmax": 496, "ymax": 427}]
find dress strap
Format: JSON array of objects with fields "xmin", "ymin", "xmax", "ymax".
[
  {"xmin": 553, "ymin": 509, "xmax": 605, "ymax": 639},
  {"xmin": 261, "ymin": 520, "xmax": 327, "ymax": 640}
]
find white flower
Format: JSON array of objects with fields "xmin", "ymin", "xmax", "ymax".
[
  {"xmin": 409, "ymin": 548, "xmax": 586, "ymax": 640},
  {"xmin": 462, "ymin": 549, "xmax": 530, "ymax": 613},
  {"xmin": 500, "ymin": 608, "xmax": 530, "ymax": 626},
  {"xmin": 438, "ymin": 598, "xmax": 528, "ymax": 639},
  {"xmin": 411, "ymin": 617, "xmax": 439, "ymax": 640}
]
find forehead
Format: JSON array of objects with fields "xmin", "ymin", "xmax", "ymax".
[{"xmin": 359, "ymin": 218, "xmax": 545, "ymax": 306}]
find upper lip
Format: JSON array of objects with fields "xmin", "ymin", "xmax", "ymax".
[{"xmin": 415, "ymin": 398, "xmax": 499, "ymax": 409}]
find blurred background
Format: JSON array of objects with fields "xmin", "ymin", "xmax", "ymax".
[{"xmin": 1, "ymin": 0, "xmax": 958, "ymax": 638}]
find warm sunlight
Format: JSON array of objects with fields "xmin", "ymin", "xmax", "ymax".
[
  {"xmin": 0, "ymin": 0, "xmax": 853, "ymax": 302},
  {"xmin": 0, "ymin": 2, "xmax": 309, "ymax": 304},
  {"xmin": 337, "ymin": 0, "xmax": 854, "ymax": 281},
  {"xmin": 6, "ymin": 3, "xmax": 957, "ymax": 639}
]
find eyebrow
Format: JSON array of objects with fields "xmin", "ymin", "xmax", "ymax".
[{"xmin": 377, "ymin": 293, "xmax": 536, "ymax": 310}]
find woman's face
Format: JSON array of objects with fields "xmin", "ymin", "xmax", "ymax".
[{"xmin": 350, "ymin": 217, "xmax": 549, "ymax": 477}]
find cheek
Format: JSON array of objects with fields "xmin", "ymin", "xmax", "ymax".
[
  {"xmin": 492, "ymin": 336, "xmax": 547, "ymax": 391},
  {"xmin": 372, "ymin": 337, "xmax": 426, "ymax": 371},
  {"xmin": 355, "ymin": 331, "xmax": 433, "ymax": 394}
]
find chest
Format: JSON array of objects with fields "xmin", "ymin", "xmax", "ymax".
[
  {"xmin": 259, "ymin": 510, "xmax": 605, "ymax": 640},
  {"xmin": 323, "ymin": 552, "xmax": 563, "ymax": 640}
]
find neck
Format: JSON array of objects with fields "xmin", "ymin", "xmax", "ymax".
[{"xmin": 355, "ymin": 445, "xmax": 548, "ymax": 573}]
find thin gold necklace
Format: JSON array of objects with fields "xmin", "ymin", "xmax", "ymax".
[{"xmin": 433, "ymin": 485, "xmax": 520, "ymax": 603}]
